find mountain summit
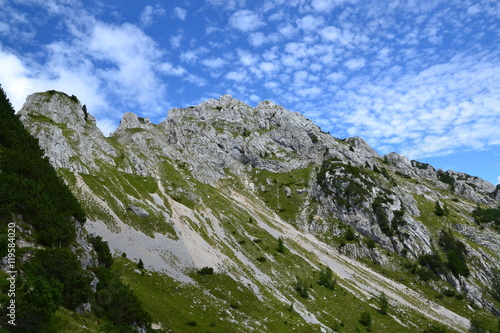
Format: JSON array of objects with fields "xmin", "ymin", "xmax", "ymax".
[{"xmin": 18, "ymin": 90, "xmax": 500, "ymax": 332}]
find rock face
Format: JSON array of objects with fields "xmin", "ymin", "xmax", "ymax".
[
  {"xmin": 19, "ymin": 92, "xmax": 117, "ymax": 173},
  {"xmin": 19, "ymin": 91, "xmax": 500, "ymax": 327}
]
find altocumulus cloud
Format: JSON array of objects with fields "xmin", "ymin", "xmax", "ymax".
[
  {"xmin": 229, "ymin": 9, "xmax": 265, "ymax": 32},
  {"xmin": 1, "ymin": 0, "xmax": 499, "ymax": 174}
]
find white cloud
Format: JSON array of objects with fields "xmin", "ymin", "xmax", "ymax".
[
  {"xmin": 170, "ymin": 31, "xmax": 183, "ymax": 49},
  {"xmin": 248, "ymin": 32, "xmax": 269, "ymax": 47},
  {"xmin": 311, "ymin": 0, "xmax": 337, "ymax": 12},
  {"xmin": 297, "ymin": 14, "xmax": 324, "ymax": 31},
  {"xmin": 297, "ymin": 86, "xmax": 322, "ymax": 97},
  {"xmin": 249, "ymin": 94, "xmax": 260, "ymax": 102},
  {"xmin": 325, "ymin": 72, "xmax": 346, "ymax": 82},
  {"xmin": 201, "ymin": 57, "xmax": 226, "ymax": 69},
  {"xmin": 259, "ymin": 61, "xmax": 279, "ymax": 73},
  {"xmin": 279, "ymin": 24, "xmax": 296, "ymax": 38},
  {"xmin": 206, "ymin": 0, "xmax": 247, "ymax": 11},
  {"xmin": 344, "ymin": 58, "xmax": 366, "ymax": 70},
  {"xmin": 0, "ymin": 49, "xmax": 34, "ymax": 111},
  {"xmin": 320, "ymin": 26, "xmax": 341, "ymax": 41},
  {"xmin": 140, "ymin": 5, "xmax": 166, "ymax": 27},
  {"xmin": 173, "ymin": 7, "xmax": 187, "ymax": 20},
  {"xmin": 237, "ymin": 49, "xmax": 259, "ymax": 66},
  {"xmin": 497, "ymin": 176, "xmax": 500, "ymax": 185},
  {"xmin": 229, "ymin": 9, "xmax": 265, "ymax": 32},
  {"xmin": 225, "ymin": 70, "xmax": 247, "ymax": 81},
  {"xmin": 159, "ymin": 62, "xmax": 186, "ymax": 76},
  {"xmin": 95, "ymin": 118, "xmax": 117, "ymax": 136}
]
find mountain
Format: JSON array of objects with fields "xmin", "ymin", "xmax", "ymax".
[{"xmin": 16, "ymin": 90, "xmax": 500, "ymax": 332}]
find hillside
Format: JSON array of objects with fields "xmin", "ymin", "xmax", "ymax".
[
  {"xmin": 0, "ymin": 87, "xmax": 150, "ymax": 332},
  {"xmin": 15, "ymin": 90, "xmax": 500, "ymax": 332}
]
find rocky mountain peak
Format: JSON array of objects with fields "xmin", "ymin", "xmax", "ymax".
[
  {"xmin": 18, "ymin": 91, "xmax": 116, "ymax": 173},
  {"xmin": 20, "ymin": 90, "xmax": 95, "ymax": 127},
  {"xmin": 112, "ymin": 112, "xmax": 153, "ymax": 135}
]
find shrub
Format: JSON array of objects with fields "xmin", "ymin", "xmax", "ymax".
[
  {"xmin": 418, "ymin": 253, "xmax": 445, "ymax": 276},
  {"xmin": 69, "ymin": 94, "xmax": 79, "ymax": 103},
  {"xmin": 277, "ymin": 237, "xmax": 285, "ymax": 253},
  {"xmin": 317, "ymin": 267, "xmax": 337, "ymax": 290},
  {"xmin": 93, "ymin": 267, "xmax": 151, "ymax": 330},
  {"xmin": 434, "ymin": 201, "xmax": 445, "ymax": 216},
  {"xmin": 359, "ymin": 311, "xmax": 371, "ymax": 327},
  {"xmin": 308, "ymin": 132, "xmax": 319, "ymax": 144},
  {"xmin": 395, "ymin": 170, "xmax": 411, "ymax": 179},
  {"xmin": 82, "ymin": 104, "xmax": 88, "ymax": 121},
  {"xmin": 137, "ymin": 258, "xmax": 144, "ymax": 270},
  {"xmin": 377, "ymin": 292, "xmax": 389, "ymax": 315},
  {"xmin": 256, "ymin": 256, "xmax": 267, "ymax": 263},
  {"xmin": 414, "ymin": 266, "xmax": 436, "ymax": 281},
  {"xmin": 439, "ymin": 229, "xmax": 470, "ymax": 277},
  {"xmin": 366, "ymin": 238, "xmax": 376, "ymax": 249},
  {"xmin": 294, "ymin": 276, "xmax": 309, "ymax": 298},
  {"xmin": 372, "ymin": 196, "xmax": 394, "ymax": 237},
  {"xmin": 345, "ymin": 227, "xmax": 356, "ymax": 241},
  {"xmin": 90, "ymin": 235, "xmax": 113, "ymax": 268},
  {"xmin": 197, "ymin": 266, "xmax": 214, "ymax": 275},
  {"xmin": 26, "ymin": 248, "xmax": 92, "ymax": 310},
  {"xmin": 423, "ymin": 324, "xmax": 446, "ymax": 333},
  {"xmin": 186, "ymin": 320, "xmax": 198, "ymax": 326},
  {"xmin": 490, "ymin": 269, "xmax": 500, "ymax": 302},
  {"xmin": 437, "ymin": 170, "xmax": 456, "ymax": 189},
  {"xmin": 469, "ymin": 318, "xmax": 488, "ymax": 333},
  {"xmin": 443, "ymin": 289, "xmax": 455, "ymax": 297}
]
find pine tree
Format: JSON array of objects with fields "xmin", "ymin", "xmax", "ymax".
[
  {"xmin": 378, "ymin": 292, "xmax": 389, "ymax": 315},
  {"xmin": 277, "ymin": 237, "xmax": 285, "ymax": 253},
  {"xmin": 435, "ymin": 201, "xmax": 445, "ymax": 216}
]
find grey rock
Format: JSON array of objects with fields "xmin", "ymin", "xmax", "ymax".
[{"xmin": 128, "ymin": 204, "xmax": 149, "ymax": 218}]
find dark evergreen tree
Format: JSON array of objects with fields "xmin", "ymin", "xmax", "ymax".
[
  {"xmin": 277, "ymin": 236, "xmax": 285, "ymax": 253},
  {"xmin": 435, "ymin": 201, "xmax": 445, "ymax": 216}
]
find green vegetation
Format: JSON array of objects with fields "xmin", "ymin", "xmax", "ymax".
[
  {"xmin": 489, "ymin": 269, "xmax": 500, "ymax": 302},
  {"xmin": 197, "ymin": 266, "xmax": 214, "ymax": 275},
  {"xmin": 317, "ymin": 159, "xmax": 375, "ymax": 209},
  {"xmin": 317, "ymin": 266, "xmax": 337, "ymax": 290},
  {"xmin": 372, "ymin": 195, "xmax": 395, "ymax": 236},
  {"xmin": 434, "ymin": 201, "xmax": 449, "ymax": 216},
  {"xmin": 439, "ymin": 228, "xmax": 470, "ymax": 278},
  {"xmin": 437, "ymin": 170, "xmax": 456, "ymax": 189},
  {"xmin": 359, "ymin": 311, "xmax": 371, "ymax": 327},
  {"xmin": 277, "ymin": 236, "xmax": 286, "ymax": 253},
  {"xmin": 89, "ymin": 235, "xmax": 113, "ymax": 268},
  {"xmin": 294, "ymin": 276, "xmax": 310, "ymax": 298},
  {"xmin": 308, "ymin": 132, "xmax": 319, "ymax": 144},
  {"xmin": 472, "ymin": 207, "xmax": 500, "ymax": 231},
  {"xmin": 419, "ymin": 253, "xmax": 445, "ymax": 277},
  {"xmin": 377, "ymin": 292, "xmax": 389, "ymax": 315},
  {"xmin": 251, "ymin": 166, "xmax": 313, "ymax": 221}
]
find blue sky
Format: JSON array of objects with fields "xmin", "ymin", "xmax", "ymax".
[{"xmin": 0, "ymin": 0, "xmax": 499, "ymax": 185}]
